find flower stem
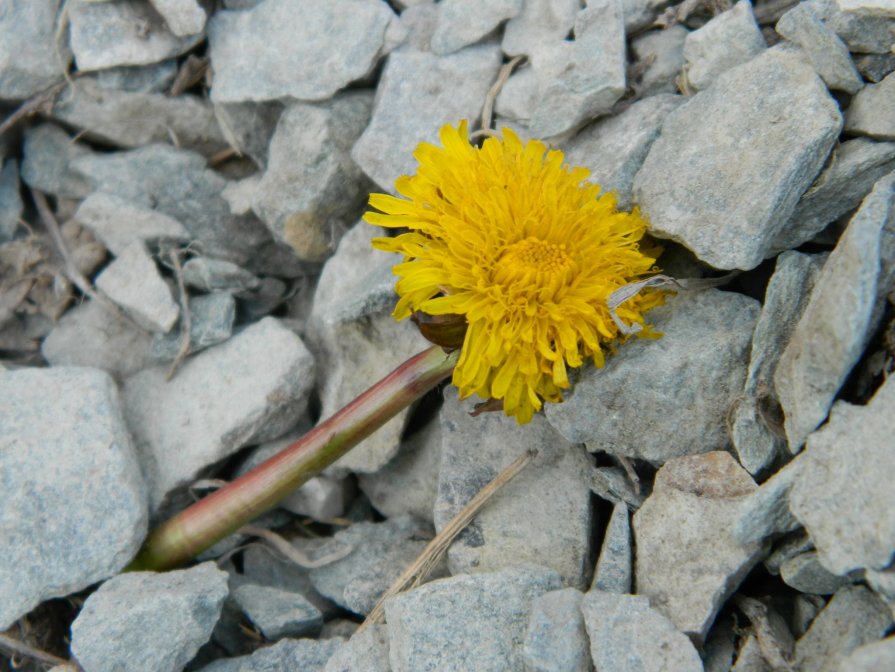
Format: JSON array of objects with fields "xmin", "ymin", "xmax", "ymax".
[{"xmin": 128, "ymin": 345, "xmax": 459, "ymax": 572}]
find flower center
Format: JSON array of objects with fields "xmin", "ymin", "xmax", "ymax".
[{"xmin": 495, "ymin": 237, "xmax": 572, "ymax": 280}]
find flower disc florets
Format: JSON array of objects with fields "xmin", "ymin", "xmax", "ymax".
[{"xmin": 364, "ymin": 121, "xmax": 665, "ymax": 424}]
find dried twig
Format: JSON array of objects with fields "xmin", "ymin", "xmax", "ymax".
[
  {"xmin": 616, "ymin": 455, "xmax": 641, "ymax": 495},
  {"xmin": 238, "ymin": 526, "xmax": 354, "ymax": 569},
  {"xmin": 169, "ymin": 55, "xmax": 210, "ymax": 97},
  {"xmin": 0, "ymin": 80, "xmax": 68, "ymax": 140},
  {"xmin": 166, "ymin": 246, "xmax": 192, "ymax": 381},
  {"xmin": 360, "ymin": 448, "xmax": 537, "ymax": 630},
  {"xmin": 475, "ymin": 55, "xmax": 527, "ymax": 138},
  {"xmin": 0, "ymin": 632, "xmax": 78, "ymax": 670}
]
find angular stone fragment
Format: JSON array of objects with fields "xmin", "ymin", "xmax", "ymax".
[
  {"xmin": 240, "ymin": 545, "xmax": 339, "ymax": 619},
  {"xmin": 75, "ymin": 192, "xmax": 190, "ymax": 256},
  {"xmin": 630, "ymin": 25, "xmax": 688, "ymax": 97},
  {"xmin": 634, "ymin": 452, "xmax": 764, "ymax": 640},
  {"xmin": 0, "ymin": 368, "xmax": 147, "ymax": 629},
  {"xmin": 562, "ymin": 93, "xmax": 684, "ymax": 211},
  {"xmin": 634, "ymin": 46, "xmax": 842, "ymax": 270},
  {"xmin": 682, "ymin": 0, "xmax": 766, "ymax": 91},
  {"xmin": 20, "ymin": 124, "xmax": 93, "ymax": 200},
  {"xmin": 384, "ymin": 566, "xmax": 562, "ymax": 672},
  {"xmin": 96, "ymin": 241, "xmax": 180, "ymax": 333},
  {"xmin": 436, "ymin": 394, "xmax": 593, "ymax": 588},
  {"xmin": 0, "ymin": 160, "xmax": 23, "ymax": 243},
  {"xmin": 0, "ymin": 0, "xmax": 70, "ymax": 99},
  {"xmin": 122, "ymin": 317, "xmax": 315, "ymax": 513},
  {"xmin": 323, "ymin": 627, "xmax": 389, "ymax": 672},
  {"xmin": 70, "ymin": 563, "xmax": 228, "ymax": 672},
  {"xmin": 150, "ymin": 0, "xmax": 208, "ymax": 36},
  {"xmin": 150, "ymin": 292, "xmax": 236, "ymax": 361},
  {"xmin": 352, "ymin": 44, "xmax": 502, "ymax": 193},
  {"xmin": 68, "ymin": 0, "xmax": 204, "ymax": 71},
  {"xmin": 806, "ymin": 0, "xmax": 895, "ymax": 54},
  {"xmin": 231, "ymin": 583, "xmax": 322, "ymax": 640},
  {"xmin": 522, "ymin": 588, "xmax": 590, "ymax": 672},
  {"xmin": 213, "ymin": 102, "xmax": 284, "ymax": 170},
  {"xmin": 776, "ymin": 4, "xmax": 863, "ymax": 94},
  {"xmin": 775, "ymin": 172, "xmax": 895, "ymax": 450},
  {"xmin": 208, "ymin": 0, "xmax": 397, "ymax": 103},
  {"xmin": 854, "ymin": 52, "xmax": 895, "ymax": 82},
  {"xmin": 839, "ymin": 638, "xmax": 895, "ymax": 672},
  {"xmin": 591, "ymin": 501, "xmax": 632, "ymax": 593},
  {"xmin": 94, "ymin": 60, "xmax": 179, "ymax": 94},
  {"xmin": 788, "ymin": 376, "xmax": 895, "ymax": 576},
  {"xmin": 731, "ymin": 251, "xmax": 825, "ymax": 474},
  {"xmin": 252, "ymin": 94, "xmax": 372, "ymax": 262},
  {"xmin": 546, "ymin": 290, "xmax": 758, "ymax": 464},
  {"xmin": 581, "ymin": 591, "xmax": 703, "ymax": 672},
  {"xmin": 845, "ymin": 72, "xmax": 895, "ymax": 141},
  {"xmin": 734, "ymin": 458, "xmax": 802, "ymax": 545},
  {"xmin": 837, "ymin": 0, "xmax": 895, "ymax": 17},
  {"xmin": 780, "ymin": 551, "xmax": 852, "ymax": 595},
  {"xmin": 501, "ymin": 0, "xmax": 578, "ymax": 57},
  {"xmin": 181, "ymin": 257, "xmax": 260, "ymax": 294},
  {"xmin": 198, "ymin": 637, "xmax": 344, "ymax": 672},
  {"xmin": 431, "ymin": 0, "xmax": 522, "ymax": 55}
]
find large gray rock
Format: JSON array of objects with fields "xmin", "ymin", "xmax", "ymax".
[
  {"xmin": 198, "ymin": 637, "xmax": 344, "ymax": 672},
  {"xmin": 731, "ymin": 251, "xmax": 826, "ymax": 474},
  {"xmin": 682, "ymin": 0, "xmax": 766, "ymax": 91},
  {"xmin": 581, "ymin": 591, "xmax": 703, "ymax": 672},
  {"xmin": 591, "ymin": 501, "xmax": 632, "ymax": 594},
  {"xmin": 0, "ymin": 0, "xmax": 70, "ymax": 99},
  {"xmin": 0, "ymin": 367, "xmax": 147, "ymax": 629},
  {"xmin": 633, "ymin": 452, "xmax": 764, "ymax": 641},
  {"xmin": 68, "ymin": 0, "xmax": 205, "ymax": 71},
  {"xmin": 794, "ymin": 585, "xmax": 893, "ymax": 672},
  {"xmin": 20, "ymin": 124, "xmax": 94, "ymax": 200},
  {"xmin": 634, "ymin": 46, "xmax": 842, "ymax": 270},
  {"xmin": 252, "ymin": 94, "xmax": 372, "ymax": 262},
  {"xmin": 501, "ymin": 0, "xmax": 578, "ymax": 57},
  {"xmin": 72, "ymin": 144, "xmax": 272, "ymax": 266},
  {"xmin": 323, "ymin": 625, "xmax": 390, "ymax": 672},
  {"xmin": 776, "ymin": 3, "xmax": 863, "ymax": 94},
  {"xmin": 70, "ymin": 562, "xmax": 228, "ymax": 672},
  {"xmin": 384, "ymin": 566, "xmax": 562, "ymax": 672},
  {"xmin": 546, "ymin": 290, "xmax": 759, "ymax": 465},
  {"xmin": 772, "ymin": 138, "xmax": 895, "ymax": 254},
  {"xmin": 208, "ymin": 0, "xmax": 397, "ymax": 103},
  {"xmin": 775, "ymin": 172, "xmax": 895, "ymax": 450},
  {"xmin": 436, "ymin": 394, "xmax": 593, "ymax": 589},
  {"xmin": 845, "ymin": 71, "xmax": 895, "ymax": 141},
  {"xmin": 522, "ymin": 588, "xmax": 590, "ymax": 672},
  {"xmin": 122, "ymin": 317, "xmax": 315, "ymax": 514},
  {"xmin": 352, "ymin": 44, "xmax": 502, "ymax": 193},
  {"xmin": 789, "ymin": 375, "xmax": 895, "ymax": 576},
  {"xmin": 806, "ymin": 0, "xmax": 895, "ymax": 54},
  {"xmin": 561, "ymin": 93, "xmax": 684, "ymax": 211},
  {"xmin": 431, "ymin": 0, "xmax": 522, "ymax": 55}
]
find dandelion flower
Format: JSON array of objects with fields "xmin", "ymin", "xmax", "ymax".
[{"xmin": 365, "ymin": 121, "xmax": 665, "ymax": 424}]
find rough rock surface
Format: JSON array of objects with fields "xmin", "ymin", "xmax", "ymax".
[
  {"xmin": 845, "ymin": 71, "xmax": 895, "ymax": 140},
  {"xmin": 592, "ymin": 501, "xmax": 632, "ymax": 594},
  {"xmin": 198, "ymin": 637, "xmax": 344, "ymax": 672},
  {"xmin": 431, "ymin": 0, "xmax": 522, "ymax": 55},
  {"xmin": 0, "ymin": 0, "xmax": 71, "ymax": 99},
  {"xmin": 230, "ymin": 583, "xmax": 322, "ymax": 640},
  {"xmin": 323, "ymin": 625, "xmax": 390, "ymax": 672},
  {"xmin": 522, "ymin": 588, "xmax": 590, "ymax": 672}
]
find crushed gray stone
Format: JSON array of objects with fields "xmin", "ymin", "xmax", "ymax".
[
  {"xmin": 845, "ymin": 71, "xmax": 895, "ymax": 141},
  {"xmin": 522, "ymin": 588, "xmax": 590, "ymax": 672}
]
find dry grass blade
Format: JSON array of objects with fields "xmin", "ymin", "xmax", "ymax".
[
  {"xmin": 476, "ymin": 55, "xmax": 526, "ymax": 137},
  {"xmin": 165, "ymin": 246, "xmax": 192, "ymax": 381},
  {"xmin": 238, "ymin": 525, "xmax": 354, "ymax": 569},
  {"xmin": 359, "ymin": 448, "xmax": 537, "ymax": 630},
  {"xmin": 0, "ymin": 632, "xmax": 79, "ymax": 670}
]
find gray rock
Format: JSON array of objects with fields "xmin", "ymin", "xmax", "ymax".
[
  {"xmin": 20, "ymin": 124, "xmax": 94, "ymax": 200},
  {"xmin": 0, "ymin": 367, "xmax": 147, "ymax": 629},
  {"xmin": 731, "ymin": 634, "xmax": 769, "ymax": 672},
  {"xmin": 546, "ymin": 290, "xmax": 759, "ymax": 464},
  {"xmin": 93, "ymin": 60, "xmax": 179, "ymax": 94},
  {"xmin": 522, "ymin": 588, "xmax": 590, "ymax": 672},
  {"xmin": 682, "ymin": 0, "xmax": 766, "ymax": 91},
  {"xmin": 150, "ymin": 0, "xmax": 208, "ymax": 36},
  {"xmin": 773, "ymin": 138, "xmax": 895, "ymax": 254},
  {"xmin": 231, "ymin": 583, "xmax": 322, "ymax": 640},
  {"xmin": 631, "ymin": 25, "xmax": 688, "ymax": 97},
  {"xmin": 837, "ymin": 0, "xmax": 895, "ymax": 18},
  {"xmin": 213, "ymin": 102, "xmax": 284, "ymax": 170},
  {"xmin": 581, "ymin": 591, "xmax": 703, "ymax": 672},
  {"xmin": 358, "ymin": 417, "xmax": 441, "ymax": 523},
  {"xmin": 634, "ymin": 46, "xmax": 842, "ymax": 270},
  {"xmin": 51, "ymin": 77, "xmax": 229, "ymax": 157},
  {"xmin": 633, "ymin": 452, "xmax": 764, "ymax": 640},
  {"xmin": 865, "ymin": 568, "xmax": 895, "ymax": 618},
  {"xmin": 788, "ymin": 375, "xmax": 895, "ymax": 576},
  {"xmin": 72, "ymin": 144, "xmax": 272, "ymax": 266},
  {"xmin": 150, "ymin": 292, "xmax": 236, "ymax": 361},
  {"xmin": 384, "ymin": 565, "xmax": 562, "ymax": 672},
  {"xmin": 854, "ymin": 52, "xmax": 895, "ymax": 82},
  {"xmin": 68, "ymin": 0, "xmax": 204, "ymax": 71},
  {"xmin": 0, "ymin": 0, "xmax": 70, "ymax": 99},
  {"xmin": 501, "ymin": 0, "xmax": 578, "ymax": 57},
  {"xmin": 780, "ymin": 551, "xmax": 852, "ymax": 595},
  {"xmin": 431, "ymin": 0, "xmax": 522, "ymax": 55},
  {"xmin": 839, "ymin": 638, "xmax": 895, "ymax": 672},
  {"xmin": 794, "ymin": 585, "xmax": 893, "ymax": 672},
  {"xmin": 95, "ymin": 241, "xmax": 180, "ymax": 333},
  {"xmin": 308, "ymin": 514, "xmax": 437, "ymax": 615},
  {"xmin": 731, "ymin": 251, "xmax": 826, "ymax": 474},
  {"xmin": 352, "ymin": 44, "xmax": 502, "ymax": 192},
  {"xmin": 528, "ymin": 0, "xmax": 627, "ymax": 138},
  {"xmin": 252, "ymin": 94, "xmax": 372, "ymax": 263},
  {"xmin": 122, "ymin": 317, "xmax": 315, "ymax": 514},
  {"xmin": 208, "ymin": 0, "xmax": 396, "ymax": 103},
  {"xmin": 776, "ymin": 3, "xmax": 863, "ymax": 94},
  {"xmin": 70, "ymin": 562, "xmax": 228, "ymax": 672},
  {"xmin": 436, "ymin": 393, "xmax": 593, "ymax": 588},
  {"xmin": 0, "ymin": 160, "xmax": 23, "ymax": 242},
  {"xmin": 198, "ymin": 637, "xmax": 344, "ymax": 672},
  {"xmin": 589, "ymin": 466, "xmax": 647, "ymax": 509},
  {"xmin": 181, "ymin": 257, "xmax": 261, "ymax": 294},
  {"xmin": 792, "ymin": 593, "xmax": 826, "ymax": 638},
  {"xmin": 561, "ymin": 93, "xmax": 684, "ymax": 211},
  {"xmin": 323, "ymin": 625, "xmax": 390, "ymax": 672},
  {"xmin": 240, "ymin": 545, "xmax": 339, "ymax": 619},
  {"xmin": 734, "ymin": 458, "xmax": 802, "ymax": 545},
  {"xmin": 308, "ymin": 223, "xmax": 429, "ymax": 475},
  {"xmin": 75, "ymin": 192, "xmax": 190, "ymax": 256},
  {"xmin": 845, "ymin": 72, "xmax": 895, "ymax": 141},
  {"xmin": 623, "ymin": 0, "xmax": 668, "ymax": 33},
  {"xmin": 764, "ymin": 530, "xmax": 814, "ymax": 575},
  {"xmin": 592, "ymin": 501, "xmax": 632, "ymax": 594},
  {"xmin": 397, "ymin": 2, "xmax": 439, "ymax": 52},
  {"xmin": 775, "ymin": 172, "xmax": 895, "ymax": 450},
  {"xmin": 806, "ymin": 0, "xmax": 895, "ymax": 54},
  {"xmin": 703, "ymin": 617, "xmax": 737, "ymax": 672}
]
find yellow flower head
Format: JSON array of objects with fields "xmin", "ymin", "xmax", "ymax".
[{"xmin": 364, "ymin": 121, "xmax": 665, "ymax": 424}]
